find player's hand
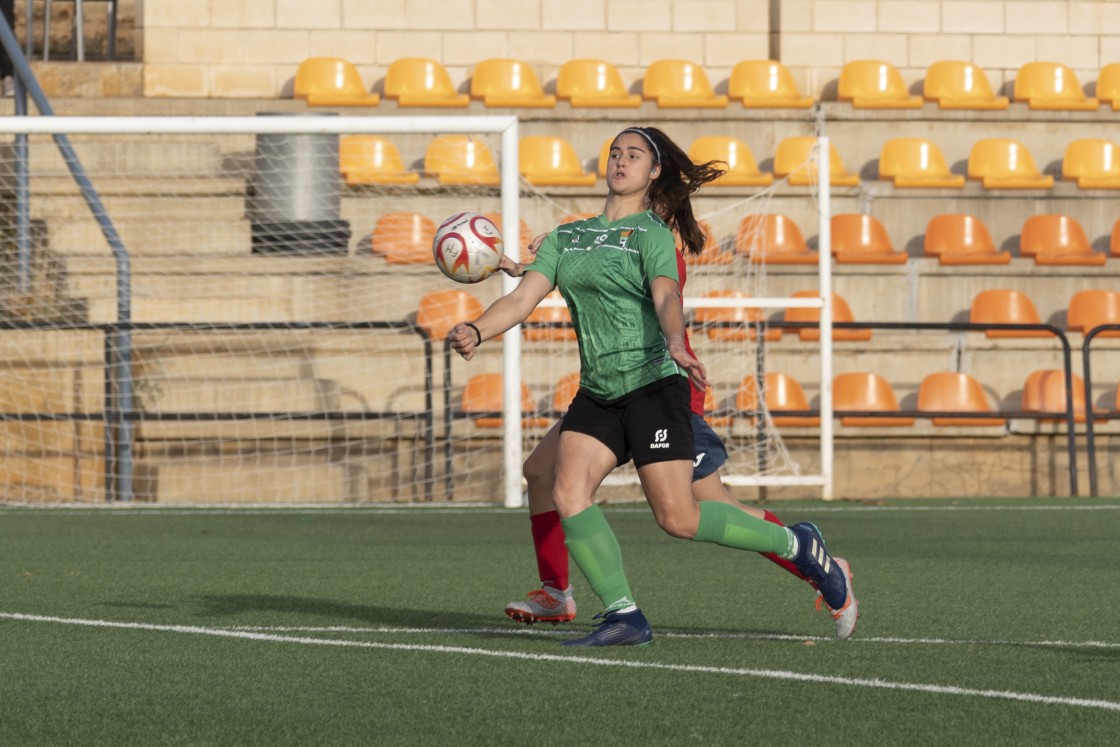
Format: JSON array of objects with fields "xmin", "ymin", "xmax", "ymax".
[
  {"xmin": 667, "ymin": 338, "xmax": 708, "ymax": 392},
  {"xmin": 527, "ymin": 232, "xmax": 547, "ymax": 256},
  {"xmin": 498, "ymin": 255, "xmax": 524, "ymax": 277},
  {"xmin": 449, "ymin": 322, "xmax": 480, "ymax": 361}
]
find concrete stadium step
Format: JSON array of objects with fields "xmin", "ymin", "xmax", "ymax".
[
  {"xmin": 136, "ymin": 456, "xmax": 367, "ymax": 504},
  {"xmin": 47, "ymin": 216, "xmax": 251, "ymax": 256},
  {"xmin": 30, "ymin": 193, "xmax": 246, "ymax": 221},
  {"xmin": 9, "ymin": 139, "xmax": 229, "ymax": 176}
]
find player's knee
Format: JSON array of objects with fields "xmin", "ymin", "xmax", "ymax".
[{"xmin": 653, "ymin": 508, "xmax": 699, "ymax": 540}]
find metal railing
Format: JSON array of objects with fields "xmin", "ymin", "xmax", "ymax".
[{"xmin": 1081, "ymin": 323, "xmax": 1120, "ymax": 497}]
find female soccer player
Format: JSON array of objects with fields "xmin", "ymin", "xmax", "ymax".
[{"xmin": 450, "ymin": 126, "xmax": 856, "ymax": 646}]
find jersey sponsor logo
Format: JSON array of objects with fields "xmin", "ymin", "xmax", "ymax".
[{"xmin": 650, "ymin": 428, "xmax": 670, "ymax": 449}]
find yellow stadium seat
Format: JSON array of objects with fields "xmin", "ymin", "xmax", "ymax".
[
  {"xmin": 1020, "ymin": 214, "xmax": 1107, "ymax": 266},
  {"xmin": 728, "ymin": 60, "xmax": 814, "ymax": 109},
  {"xmin": 922, "ymin": 61, "xmax": 1009, "ymax": 110},
  {"xmin": 969, "ymin": 289, "xmax": 1049, "ymax": 339},
  {"xmin": 1096, "ymin": 63, "xmax": 1120, "ymax": 111},
  {"xmin": 1013, "ymin": 62, "xmax": 1099, "ymax": 110},
  {"xmin": 470, "ymin": 58, "xmax": 556, "ymax": 108},
  {"xmin": 339, "ymin": 136, "xmax": 419, "ymax": 186},
  {"xmin": 833, "ymin": 372, "xmax": 914, "ymax": 427},
  {"xmin": 383, "ymin": 58, "xmax": 469, "ymax": 107},
  {"xmin": 917, "ymin": 372, "xmax": 1005, "ymax": 427},
  {"xmin": 518, "ymin": 135, "xmax": 596, "ymax": 186},
  {"xmin": 1062, "ymin": 139, "xmax": 1120, "ymax": 189},
  {"xmin": 424, "ymin": 135, "xmax": 500, "ymax": 185},
  {"xmin": 461, "ymin": 373, "xmax": 548, "ymax": 429},
  {"xmin": 1067, "ymin": 290, "xmax": 1120, "ymax": 338},
  {"xmin": 735, "ymin": 214, "xmax": 818, "ymax": 265},
  {"xmin": 642, "ymin": 60, "xmax": 728, "ymax": 108},
  {"xmin": 688, "ymin": 136, "xmax": 773, "ymax": 187},
  {"xmin": 293, "ymin": 57, "xmax": 380, "ymax": 107},
  {"xmin": 773, "ymin": 136, "xmax": 860, "ymax": 187},
  {"xmin": 837, "ymin": 60, "xmax": 922, "ymax": 109},
  {"xmin": 786, "ymin": 291, "xmax": 872, "ymax": 342},
  {"xmin": 555, "ymin": 59, "xmax": 641, "ymax": 107},
  {"xmin": 371, "ymin": 212, "xmax": 435, "ymax": 264},
  {"xmin": 878, "ymin": 138, "xmax": 964, "ymax": 188},
  {"xmin": 831, "ymin": 214, "xmax": 908, "ymax": 264},
  {"xmin": 416, "ymin": 289, "xmax": 484, "ymax": 342},
  {"xmin": 967, "ymin": 139, "xmax": 1054, "ymax": 190},
  {"xmin": 923, "ymin": 214, "xmax": 1010, "ymax": 265}
]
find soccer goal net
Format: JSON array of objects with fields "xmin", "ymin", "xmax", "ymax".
[{"xmin": 0, "ymin": 113, "xmax": 834, "ymax": 506}]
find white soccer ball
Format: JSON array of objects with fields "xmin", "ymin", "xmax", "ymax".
[{"xmin": 432, "ymin": 212, "xmax": 504, "ymax": 284}]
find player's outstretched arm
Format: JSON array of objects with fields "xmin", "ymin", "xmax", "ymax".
[
  {"xmin": 499, "ymin": 232, "xmax": 549, "ymax": 278},
  {"xmin": 651, "ymin": 275, "xmax": 708, "ymax": 391},
  {"xmin": 450, "ymin": 271, "xmax": 553, "ymax": 361}
]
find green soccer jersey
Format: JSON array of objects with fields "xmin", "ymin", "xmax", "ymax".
[{"xmin": 527, "ymin": 210, "xmax": 684, "ymax": 400}]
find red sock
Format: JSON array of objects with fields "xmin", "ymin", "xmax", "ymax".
[
  {"xmin": 758, "ymin": 509, "xmax": 812, "ymax": 585},
  {"xmin": 530, "ymin": 510, "xmax": 569, "ymax": 590}
]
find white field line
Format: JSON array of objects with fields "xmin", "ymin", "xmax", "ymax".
[{"xmin": 3, "ymin": 611, "xmax": 1119, "ymax": 714}]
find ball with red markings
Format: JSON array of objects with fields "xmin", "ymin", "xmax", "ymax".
[{"xmin": 433, "ymin": 212, "xmax": 504, "ymax": 284}]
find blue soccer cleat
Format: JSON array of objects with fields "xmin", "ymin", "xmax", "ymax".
[
  {"xmin": 560, "ymin": 607, "xmax": 653, "ymax": 647},
  {"xmin": 788, "ymin": 522, "xmax": 850, "ymax": 614}
]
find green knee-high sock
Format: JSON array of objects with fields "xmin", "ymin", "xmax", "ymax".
[
  {"xmin": 694, "ymin": 501, "xmax": 796, "ymax": 557},
  {"xmin": 561, "ymin": 505, "xmax": 635, "ymax": 612}
]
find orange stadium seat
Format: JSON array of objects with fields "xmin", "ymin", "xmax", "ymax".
[
  {"xmin": 1021, "ymin": 369, "xmax": 1099, "ymax": 424},
  {"xmin": 688, "ymin": 136, "xmax": 773, "ymax": 186},
  {"xmin": 692, "ymin": 290, "xmax": 781, "ymax": 342},
  {"xmin": 383, "ymin": 58, "xmax": 470, "ymax": 107},
  {"xmin": 518, "ymin": 135, "xmax": 596, "ymax": 186},
  {"xmin": 833, "ymin": 372, "xmax": 914, "ymax": 426},
  {"xmin": 556, "ymin": 59, "xmax": 641, "ymax": 107},
  {"xmin": 470, "ymin": 59, "xmax": 556, "ymax": 108},
  {"xmin": 416, "ymin": 289, "xmax": 484, "ymax": 342},
  {"xmin": 737, "ymin": 372, "xmax": 820, "ymax": 427},
  {"xmin": 424, "ymin": 135, "xmax": 500, "ymax": 185},
  {"xmin": 461, "ymin": 373, "xmax": 548, "ymax": 429},
  {"xmin": 878, "ymin": 138, "xmax": 965, "ymax": 188},
  {"xmin": 679, "ymin": 220, "xmax": 732, "ymax": 265},
  {"xmin": 923, "ymin": 214, "xmax": 1011, "ymax": 265},
  {"xmin": 786, "ymin": 291, "xmax": 872, "ymax": 342},
  {"xmin": 642, "ymin": 60, "xmax": 729, "ymax": 108},
  {"xmin": 1062, "ymin": 139, "xmax": 1120, "ymax": 189},
  {"xmin": 1096, "ymin": 63, "xmax": 1120, "ymax": 111},
  {"xmin": 524, "ymin": 290, "xmax": 576, "ymax": 342},
  {"xmin": 967, "ymin": 139, "xmax": 1054, "ymax": 190},
  {"xmin": 917, "ymin": 372, "xmax": 1006, "ymax": 427},
  {"xmin": 551, "ymin": 372, "xmax": 581, "ymax": 415},
  {"xmin": 1013, "ymin": 62, "xmax": 1099, "ymax": 110},
  {"xmin": 482, "ymin": 213, "xmax": 534, "ymax": 250},
  {"xmin": 1114, "ymin": 219, "xmax": 1120, "ymax": 257},
  {"xmin": 728, "ymin": 60, "xmax": 814, "ymax": 108},
  {"xmin": 1020, "ymin": 214, "xmax": 1106, "ymax": 266},
  {"xmin": 339, "ymin": 136, "xmax": 420, "ymax": 186},
  {"xmin": 293, "ymin": 57, "xmax": 380, "ymax": 107},
  {"xmin": 371, "ymin": 212, "xmax": 435, "ymax": 264},
  {"xmin": 922, "ymin": 61, "xmax": 1009, "ymax": 110},
  {"xmin": 831, "ymin": 213, "xmax": 909, "ymax": 264},
  {"xmin": 1067, "ymin": 290, "xmax": 1120, "ymax": 338},
  {"xmin": 838, "ymin": 60, "xmax": 923, "ymax": 109},
  {"xmin": 969, "ymin": 289, "xmax": 1050, "ymax": 338},
  {"xmin": 704, "ymin": 388, "xmax": 732, "ymax": 428},
  {"xmin": 773, "ymin": 136, "xmax": 860, "ymax": 187},
  {"xmin": 735, "ymin": 213, "xmax": 818, "ymax": 265}
]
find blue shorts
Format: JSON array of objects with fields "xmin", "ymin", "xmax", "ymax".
[{"xmin": 690, "ymin": 413, "xmax": 728, "ymax": 481}]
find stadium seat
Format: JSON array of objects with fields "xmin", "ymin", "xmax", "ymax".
[
  {"xmin": 518, "ymin": 135, "xmax": 596, "ymax": 186},
  {"xmin": 679, "ymin": 220, "xmax": 732, "ymax": 265},
  {"xmin": 1013, "ymin": 62, "xmax": 1099, "ymax": 110},
  {"xmin": 736, "ymin": 372, "xmax": 820, "ymax": 427},
  {"xmin": 1019, "ymin": 214, "xmax": 1106, "ymax": 266},
  {"xmin": 785, "ymin": 291, "xmax": 872, "ymax": 342},
  {"xmin": 831, "ymin": 214, "xmax": 908, "ymax": 264},
  {"xmin": 416, "ymin": 289, "xmax": 484, "ymax": 342},
  {"xmin": 837, "ymin": 60, "xmax": 923, "ymax": 109},
  {"xmin": 968, "ymin": 289, "xmax": 1050, "ymax": 338},
  {"xmin": 424, "ymin": 135, "xmax": 500, "ymax": 185},
  {"xmin": 1096, "ymin": 63, "xmax": 1120, "ymax": 111},
  {"xmin": 704, "ymin": 388, "xmax": 732, "ymax": 428},
  {"xmin": 641, "ymin": 60, "xmax": 729, "ymax": 108},
  {"xmin": 371, "ymin": 212, "xmax": 435, "ymax": 264},
  {"xmin": 524, "ymin": 290, "xmax": 576, "ymax": 341},
  {"xmin": 877, "ymin": 138, "xmax": 965, "ymax": 189},
  {"xmin": 922, "ymin": 61, "xmax": 1009, "ymax": 110},
  {"xmin": 293, "ymin": 57, "xmax": 380, "ymax": 107},
  {"xmin": 482, "ymin": 213, "xmax": 534, "ymax": 249},
  {"xmin": 688, "ymin": 136, "xmax": 773, "ymax": 187},
  {"xmin": 561, "ymin": 212, "xmax": 598, "ymax": 224},
  {"xmin": 773, "ymin": 136, "xmax": 860, "ymax": 187},
  {"xmin": 917, "ymin": 372, "xmax": 1006, "ymax": 427},
  {"xmin": 1061, "ymin": 139, "xmax": 1120, "ymax": 189},
  {"xmin": 470, "ymin": 58, "xmax": 556, "ymax": 108},
  {"xmin": 597, "ymin": 137, "xmax": 612, "ymax": 179},
  {"xmin": 728, "ymin": 60, "xmax": 814, "ymax": 108},
  {"xmin": 555, "ymin": 59, "xmax": 641, "ymax": 107},
  {"xmin": 735, "ymin": 214, "xmax": 817, "ymax": 265},
  {"xmin": 692, "ymin": 290, "xmax": 781, "ymax": 342},
  {"xmin": 1020, "ymin": 369, "xmax": 1098, "ymax": 424},
  {"xmin": 1068, "ymin": 289, "xmax": 1120, "ymax": 338},
  {"xmin": 967, "ymin": 139, "xmax": 1054, "ymax": 190},
  {"xmin": 923, "ymin": 214, "xmax": 1011, "ymax": 265},
  {"xmin": 383, "ymin": 58, "xmax": 470, "ymax": 107},
  {"xmin": 551, "ymin": 372, "xmax": 581, "ymax": 415},
  {"xmin": 833, "ymin": 372, "xmax": 914, "ymax": 426},
  {"xmin": 1113, "ymin": 219, "xmax": 1120, "ymax": 257},
  {"xmin": 339, "ymin": 135, "xmax": 420, "ymax": 186},
  {"xmin": 461, "ymin": 373, "xmax": 548, "ymax": 429}
]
